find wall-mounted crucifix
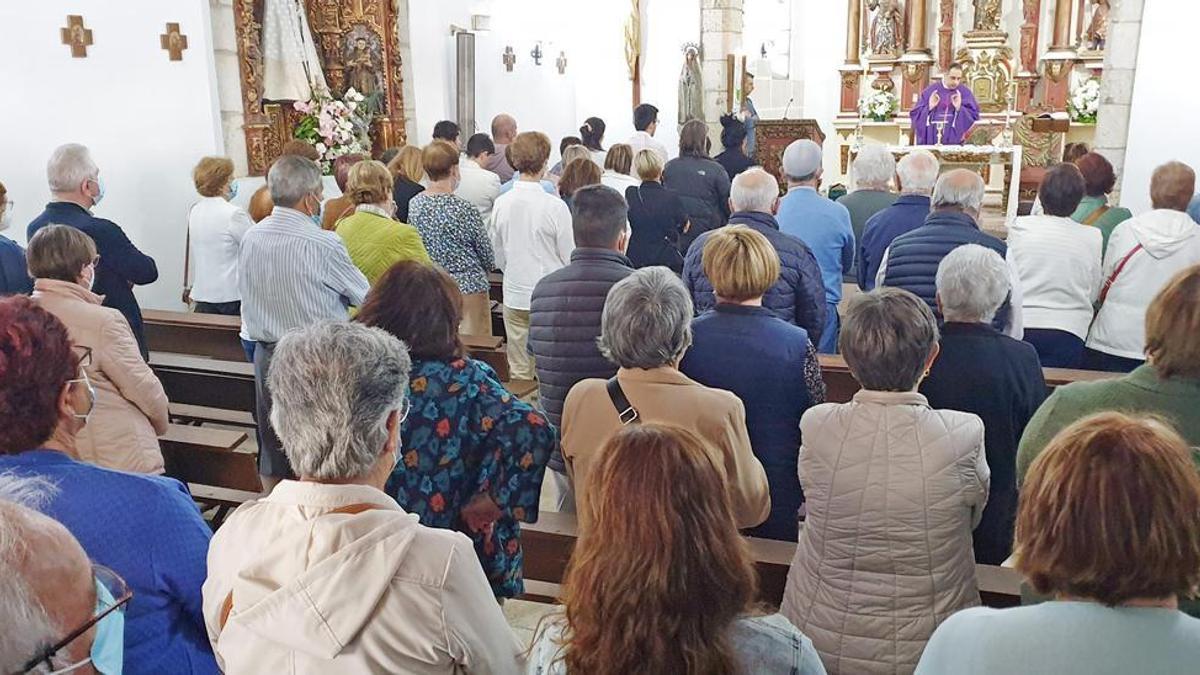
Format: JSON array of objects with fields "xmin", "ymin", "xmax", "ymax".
[
  {"xmin": 556, "ymin": 51, "xmax": 568, "ymax": 75},
  {"xmin": 503, "ymin": 46, "xmax": 516, "ymax": 71},
  {"xmin": 60, "ymin": 15, "xmax": 93, "ymax": 58},
  {"xmin": 530, "ymin": 43, "xmax": 543, "ymax": 66},
  {"xmin": 160, "ymin": 22, "xmax": 189, "ymax": 61}
]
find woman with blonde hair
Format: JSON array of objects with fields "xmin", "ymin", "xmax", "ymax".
[
  {"xmin": 187, "ymin": 156, "xmax": 254, "ymax": 314},
  {"xmin": 625, "ymin": 148, "xmax": 689, "ymax": 271},
  {"xmin": 334, "ymin": 159, "xmax": 430, "ymax": 284},
  {"xmin": 387, "ymin": 145, "xmax": 425, "ymax": 222},
  {"xmin": 918, "ymin": 412, "xmax": 1200, "ymax": 674},
  {"xmin": 600, "ymin": 143, "xmax": 639, "ymax": 194},
  {"xmin": 528, "ymin": 423, "xmax": 826, "ymax": 675}
]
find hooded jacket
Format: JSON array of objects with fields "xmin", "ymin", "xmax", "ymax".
[
  {"xmin": 1087, "ymin": 209, "xmax": 1200, "ymax": 359},
  {"xmin": 202, "ymin": 481, "xmax": 524, "ymax": 674}
]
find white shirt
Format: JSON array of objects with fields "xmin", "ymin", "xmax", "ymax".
[
  {"xmin": 187, "ymin": 197, "xmax": 254, "ymax": 303},
  {"xmin": 1007, "ymin": 214, "xmax": 1103, "ymax": 339},
  {"xmin": 600, "ymin": 170, "xmax": 641, "ymax": 195},
  {"xmin": 590, "ymin": 149, "xmax": 608, "ymax": 168},
  {"xmin": 626, "ymin": 131, "xmax": 670, "ymax": 164},
  {"xmin": 454, "ymin": 157, "xmax": 501, "ymax": 222},
  {"xmin": 489, "ymin": 181, "xmax": 574, "ymax": 311}
]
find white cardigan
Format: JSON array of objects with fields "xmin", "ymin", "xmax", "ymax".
[{"xmin": 1007, "ymin": 214, "xmax": 1103, "ymax": 340}]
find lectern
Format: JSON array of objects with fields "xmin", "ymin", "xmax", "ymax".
[{"xmin": 754, "ymin": 119, "xmax": 828, "ymax": 191}]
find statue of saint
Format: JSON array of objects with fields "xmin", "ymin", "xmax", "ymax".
[
  {"xmin": 678, "ymin": 45, "xmax": 704, "ymax": 125},
  {"xmin": 973, "ymin": 0, "xmax": 1002, "ymax": 32},
  {"xmin": 1085, "ymin": 0, "xmax": 1110, "ymax": 51},
  {"xmin": 867, "ymin": 0, "xmax": 905, "ymax": 56},
  {"xmin": 345, "ymin": 36, "xmax": 379, "ymax": 97}
]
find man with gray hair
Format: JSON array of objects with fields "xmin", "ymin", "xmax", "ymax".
[
  {"xmin": 837, "ymin": 143, "xmax": 897, "ymax": 280},
  {"xmin": 203, "ymin": 321, "xmax": 523, "ymax": 673},
  {"xmin": 28, "ymin": 143, "xmax": 158, "ymax": 357},
  {"xmin": 877, "ymin": 168, "xmax": 1023, "ymax": 337},
  {"xmin": 239, "ymin": 154, "xmax": 369, "ymax": 486},
  {"xmin": 683, "ymin": 166, "xmax": 827, "ymax": 345},
  {"xmin": 858, "ymin": 149, "xmax": 939, "ymax": 290},
  {"xmin": 776, "ymin": 139, "xmax": 854, "ymax": 353}
]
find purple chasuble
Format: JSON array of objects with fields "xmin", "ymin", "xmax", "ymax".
[{"xmin": 910, "ymin": 82, "xmax": 981, "ymax": 145}]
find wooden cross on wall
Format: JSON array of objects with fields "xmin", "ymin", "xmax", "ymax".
[
  {"xmin": 60, "ymin": 15, "xmax": 93, "ymax": 58},
  {"xmin": 160, "ymin": 23, "xmax": 188, "ymax": 61},
  {"xmin": 503, "ymin": 46, "xmax": 516, "ymax": 72}
]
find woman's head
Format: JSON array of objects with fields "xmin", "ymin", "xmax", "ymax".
[
  {"xmin": 422, "ymin": 140, "xmax": 460, "ymax": 182},
  {"xmin": 935, "ymin": 244, "xmax": 1010, "ymax": 324},
  {"xmin": 1062, "ymin": 142, "xmax": 1091, "ymax": 164},
  {"xmin": 1145, "ymin": 264, "xmax": 1200, "ymax": 379},
  {"xmin": 192, "ymin": 156, "xmax": 235, "ymax": 198},
  {"xmin": 1075, "ymin": 152, "xmax": 1117, "ymax": 197},
  {"xmin": 839, "ymin": 287, "xmax": 939, "ymax": 391},
  {"xmin": 557, "ymin": 423, "xmax": 756, "ymax": 675},
  {"xmin": 560, "ymin": 145, "xmax": 592, "ymax": 170},
  {"xmin": 558, "ymin": 158, "xmax": 602, "ymax": 199},
  {"xmin": 603, "ymin": 144, "xmax": 633, "ymax": 176},
  {"xmin": 600, "ymin": 267, "xmax": 693, "ymax": 369},
  {"xmin": 0, "ymin": 296, "xmax": 84, "ymax": 455},
  {"xmin": 345, "ymin": 159, "xmax": 393, "ymax": 206},
  {"xmin": 26, "ymin": 225, "xmax": 97, "ymax": 286},
  {"xmin": 1016, "ymin": 412, "xmax": 1200, "ymax": 606},
  {"xmin": 678, "ymin": 119, "xmax": 710, "ymax": 158},
  {"xmin": 634, "ymin": 149, "xmax": 664, "ymax": 182},
  {"xmin": 332, "ymin": 153, "xmax": 366, "ymax": 193},
  {"xmin": 719, "ymin": 113, "xmax": 747, "ymax": 151},
  {"xmin": 357, "ymin": 261, "xmax": 464, "ymax": 361},
  {"xmin": 702, "ymin": 225, "xmax": 779, "ymax": 303},
  {"xmin": 510, "ymin": 131, "xmax": 552, "ymax": 177},
  {"xmin": 387, "ymin": 145, "xmax": 424, "ymax": 183},
  {"xmin": 1038, "ymin": 162, "xmax": 1086, "ymax": 217},
  {"xmin": 579, "ymin": 117, "xmax": 606, "ymax": 151}
]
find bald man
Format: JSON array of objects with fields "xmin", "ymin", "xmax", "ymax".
[
  {"xmin": 485, "ymin": 114, "xmax": 518, "ymax": 182},
  {"xmin": 0, "ymin": 494, "xmax": 98, "ymax": 674}
]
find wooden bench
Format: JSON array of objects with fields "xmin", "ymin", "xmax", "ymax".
[
  {"xmin": 150, "ymin": 352, "xmax": 256, "ymax": 413},
  {"xmin": 161, "ymin": 423, "xmax": 261, "ymax": 525},
  {"xmin": 520, "ymin": 511, "xmax": 1023, "ymax": 608},
  {"xmin": 170, "ymin": 403, "xmax": 256, "ymax": 428},
  {"xmin": 144, "ymin": 309, "xmax": 246, "ymax": 361}
]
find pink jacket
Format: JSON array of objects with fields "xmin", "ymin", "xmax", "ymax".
[{"xmin": 33, "ymin": 279, "xmax": 168, "ymax": 473}]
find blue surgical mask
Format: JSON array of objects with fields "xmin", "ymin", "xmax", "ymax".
[
  {"xmin": 91, "ymin": 176, "xmax": 106, "ymax": 207},
  {"xmin": 311, "ymin": 194, "xmax": 324, "ymax": 226},
  {"xmin": 90, "ymin": 578, "xmax": 124, "ymax": 675},
  {"xmin": 226, "ymin": 181, "xmax": 239, "ymax": 201}
]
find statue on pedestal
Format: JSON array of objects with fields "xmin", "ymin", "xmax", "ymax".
[
  {"xmin": 867, "ymin": 0, "xmax": 905, "ymax": 57},
  {"xmin": 1085, "ymin": 0, "xmax": 1110, "ymax": 51},
  {"xmin": 678, "ymin": 43, "xmax": 704, "ymax": 125},
  {"xmin": 972, "ymin": 0, "xmax": 1003, "ymax": 32}
]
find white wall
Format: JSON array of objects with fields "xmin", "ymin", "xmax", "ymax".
[
  {"xmin": 1119, "ymin": 2, "xmax": 1200, "ymax": 214},
  {"xmin": 0, "ymin": 0, "xmax": 223, "ymax": 311}
]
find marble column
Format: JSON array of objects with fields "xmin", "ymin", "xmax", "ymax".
[
  {"xmin": 1094, "ymin": 0, "xmax": 1145, "ymax": 202},
  {"xmin": 900, "ymin": 0, "xmax": 934, "ymax": 110},
  {"xmin": 700, "ymin": 0, "xmax": 744, "ymax": 140},
  {"xmin": 839, "ymin": 0, "xmax": 863, "ymax": 113}
]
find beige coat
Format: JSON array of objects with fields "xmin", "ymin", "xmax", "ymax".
[
  {"xmin": 781, "ymin": 390, "xmax": 989, "ymax": 675},
  {"xmin": 561, "ymin": 366, "xmax": 770, "ymax": 530},
  {"xmin": 202, "ymin": 481, "xmax": 524, "ymax": 674},
  {"xmin": 32, "ymin": 279, "xmax": 167, "ymax": 473}
]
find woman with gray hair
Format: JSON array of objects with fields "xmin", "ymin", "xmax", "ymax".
[
  {"xmin": 203, "ymin": 321, "xmax": 523, "ymax": 674},
  {"xmin": 920, "ymin": 245, "xmax": 1046, "ymax": 565},
  {"xmin": 560, "ymin": 266, "xmax": 769, "ymax": 532},
  {"xmin": 781, "ymin": 286, "xmax": 989, "ymax": 674}
]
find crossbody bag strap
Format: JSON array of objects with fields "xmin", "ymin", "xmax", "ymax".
[
  {"xmin": 605, "ymin": 376, "xmax": 640, "ymax": 425},
  {"xmin": 1098, "ymin": 243, "xmax": 1144, "ymax": 306},
  {"xmin": 182, "ymin": 203, "xmax": 195, "ymax": 305},
  {"xmin": 1082, "ymin": 204, "xmax": 1111, "ymax": 226}
]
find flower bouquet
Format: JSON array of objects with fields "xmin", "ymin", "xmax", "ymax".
[
  {"xmin": 858, "ymin": 89, "xmax": 899, "ymax": 122},
  {"xmin": 1068, "ymin": 78, "xmax": 1100, "ymax": 124},
  {"xmin": 293, "ymin": 89, "xmax": 372, "ymax": 173}
]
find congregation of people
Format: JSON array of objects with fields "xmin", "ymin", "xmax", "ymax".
[{"xmin": 3, "ymin": 100, "xmax": 1200, "ymax": 675}]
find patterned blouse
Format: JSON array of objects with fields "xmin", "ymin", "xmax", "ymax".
[
  {"xmin": 386, "ymin": 357, "xmax": 555, "ymax": 598},
  {"xmin": 408, "ymin": 193, "xmax": 495, "ymax": 295}
]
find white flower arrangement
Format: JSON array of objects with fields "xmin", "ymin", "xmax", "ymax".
[
  {"xmin": 858, "ymin": 89, "xmax": 899, "ymax": 122},
  {"xmin": 293, "ymin": 89, "xmax": 372, "ymax": 173},
  {"xmin": 1068, "ymin": 78, "xmax": 1101, "ymax": 124}
]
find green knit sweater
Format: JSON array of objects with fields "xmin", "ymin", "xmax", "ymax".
[
  {"xmin": 1017, "ymin": 365, "xmax": 1200, "ymax": 485},
  {"xmin": 335, "ymin": 209, "xmax": 431, "ymax": 285},
  {"xmin": 1071, "ymin": 195, "xmax": 1133, "ymax": 255}
]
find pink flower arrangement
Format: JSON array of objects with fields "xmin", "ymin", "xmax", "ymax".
[{"xmin": 292, "ymin": 89, "xmax": 371, "ymax": 173}]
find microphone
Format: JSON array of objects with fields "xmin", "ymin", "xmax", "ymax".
[{"xmin": 783, "ymin": 97, "xmax": 794, "ymax": 119}]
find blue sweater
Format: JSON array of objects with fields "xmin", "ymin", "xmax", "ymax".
[
  {"xmin": 680, "ymin": 304, "xmax": 814, "ymax": 541},
  {"xmin": 28, "ymin": 202, "xmax": 158, "ymax": 357},
  {"xmin": 0, "ymin": 451, "xmax": 218, "ymax": 674},
  {"xmin": 0, "ymin": 234, "xmax": 32, "ymax": 295},
  {"xmin": 858, "ymin": 194, "xmax": 931, "ymax": 290},
  {"xmin": 776, "ymin": 186, "xmax": 855, "ymax": 306}
]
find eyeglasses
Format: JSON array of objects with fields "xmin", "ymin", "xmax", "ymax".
[
  {"xmin": 398, "ymin": 398, "xmax": 411, "ymax": 425},
  {"xmin": 17, "ymin": 565, "xmax": 132, "ymax": 674},
  {"xmin": 72, "ymin": 345, "xmax": 93, "ymax": 370},
  {"xmin": 88, "ymin": 255, "xmax": 100, "ymax": 267}
]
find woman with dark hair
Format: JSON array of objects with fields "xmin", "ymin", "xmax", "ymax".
[
  {"xmin": 715, "ymin": 113, "xmax": 754, "ymax": 179},
  {"xmin": 580, "ymin": 116, "xmax": 607, "ymax": 166},
  {"xmin": 1071, "ymin": 152, "xmax": 1133, "ymax": 251},
  {"xmin": 356, "ymin": 261, "xmax": 555, "ymax": 599},
  {"xmin": 664, "ymin": 119, "xmax": 732, "ymax": 253},
  {"xmin": 557, "ymin": 157, "xmax": 603, "ymax": 207},
  {"xmin": 527, "ymin": 423, "xmax": 826, "ymax": 675}
]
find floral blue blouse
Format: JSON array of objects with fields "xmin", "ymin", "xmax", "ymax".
[
  {"xmin": 386, "ymin": 357, "xmax": 554, "ymax": 598},
  {"xmin": 408, "ymin": 193, "xmax": 495, "ymax": 295}
]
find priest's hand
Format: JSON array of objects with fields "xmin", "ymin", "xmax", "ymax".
[
  {"xmin": 929, "ymin": 91, "xmax": 941, "ymax": 109},
  {"xmin": 951, "ymin": 91, "xmax": 963, "ymax": 110}
]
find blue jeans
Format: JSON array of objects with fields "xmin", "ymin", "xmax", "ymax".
[{"xmin": 818, "ymin": 302, "xmax": 840, "ymax": 354}]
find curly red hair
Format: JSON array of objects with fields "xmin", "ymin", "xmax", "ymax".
[{"xmin": 0, "ymin": 296, "xmax": 76, "ymax": 454}]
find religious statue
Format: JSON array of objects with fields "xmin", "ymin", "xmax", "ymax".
[
  {"xmin": 1085, "ymin": 0, "xmax": 1110, "ymax": 51},
  {"xmin": 973, "ymin": 0, "xmax": 1002, "ymax": 32},
  {"xmin": 261, "ymin": 0, "xmax": 328, "ymax": 101},
  {"xmin": 678, "ymin": 44, "xmax": 704, "ymax": 125},
  {"xmin": 867, "ymin": 0, "xmax": 905, "ymax": 57},
  {"xmin": 344, "ymin": 34, "xmax": 380, "ymax": 97}
]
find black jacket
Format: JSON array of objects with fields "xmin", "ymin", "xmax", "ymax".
[
  {"xmin": 0, "ymin": 236, "xmax": 32, "ymax": 296},
  {"xmin": 920, "ymin": 322, "xmax": 1047, "ymax": 564},
  {"xmin": 528, "ymin": 248, "xmax": 634, "ymax": 471},
  {"xmin": 625, "ymin": 182, "xmax": 687, "ymax": 272},
  {"xmin": 663, "ymin": 155, "xmax": 731, "ymax": 253},
  {"xmin": 393, "ymin": 176, "xmax": 424, "ymax": 223},
  {"xmin": 715, "ymin": 148, "xmax": 755, "ymax": 180}
]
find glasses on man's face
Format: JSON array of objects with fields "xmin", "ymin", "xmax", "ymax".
[
  {"xmin": 17, "ymin": 565, "xmax": 132, "ymax": 675},
  {"xmin": 72, "ymin": 345, "xmax": 93, "ymax": 371}
]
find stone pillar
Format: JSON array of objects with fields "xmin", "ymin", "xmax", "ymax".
[
  {"xmin": 838, "ymin": 0, "xmax": 863, "ymax": 113},
  {"xmin": 1094, "ymin": 0, "xmax": 1145, "ymax": 202},
  {"xmin": 899, "ymin": 0, "xmax": 934, "ymax": 110},
  {"xmin": 209, "ymin": 0, "xmax": 248, "ymax": 176},
  {"xmin": 700, "ymin": 0, "xmax": 744, "ymax": 141},
  {"xmin": 1041, "ymin": 0, "xmax": 1079, "ymax": 110}
]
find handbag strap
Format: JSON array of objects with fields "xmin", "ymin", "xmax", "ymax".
[
  {"xmin": 1098, "ymin": 243, "xmax": 1144, "ymax": 306},
  {"xmin": 605, "ymin": 377, "xmax": 640, "ymax": 425},
  {"xmin": 1082, "ymin": 204, "xmax": 1111, "ymax": 226}
]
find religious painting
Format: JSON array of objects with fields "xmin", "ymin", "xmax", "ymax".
[{"xmin": 342, "ymin": 24, "xmax": 384, "ymax": 109}]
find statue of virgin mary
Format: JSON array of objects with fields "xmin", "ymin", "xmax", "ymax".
[
  {"xmin": 262, "ymin": 0, "xmax": 329, "ymax": 101},
  {"xmin": 678, "ymin": 44, "xmax": 704, "ymax": 125}
]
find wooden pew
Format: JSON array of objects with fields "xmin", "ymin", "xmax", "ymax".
[
  {"xmin": 143, "ymin": 309, "xmax": 246, "ymax": 361},
  {"xmin": 520, "ymin": 511, "xmax": 1023, "ymax": 609},
  {"xmin": 161, "ymin": 423, "xmax": 260, "ymax": 525},
  {"xmin": 150, "ymin": 352, "xmax": 256, "ymax": 413}
]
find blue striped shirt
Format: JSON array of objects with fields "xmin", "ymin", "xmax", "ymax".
[{"xmin": 239, "ymin": 207, "xmax": 369, "ymax": 343}]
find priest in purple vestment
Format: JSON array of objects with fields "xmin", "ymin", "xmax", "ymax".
[{"xmin": 910, "ymin": 63, "xmax": 981, "ymax": 146}]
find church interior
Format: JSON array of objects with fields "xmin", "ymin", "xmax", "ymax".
[{"xmin": 3, "ymin": 0, "xmax": 1200, "ymax": 673}]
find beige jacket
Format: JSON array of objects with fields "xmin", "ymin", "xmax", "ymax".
[
  {"xmin": 561, "ymin": 366, "xmax": 770, "ymax": 530},
  {"xmin": 32, "ymin": 279, "xmax": 167, "ymax": 473},
  {"xmin": 202, "ymin": 481, "xmax": 524, "ymax": 674},
  {"xmin": 781, "ymin": 391, "xmax": 989, "ymax": 675}
]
